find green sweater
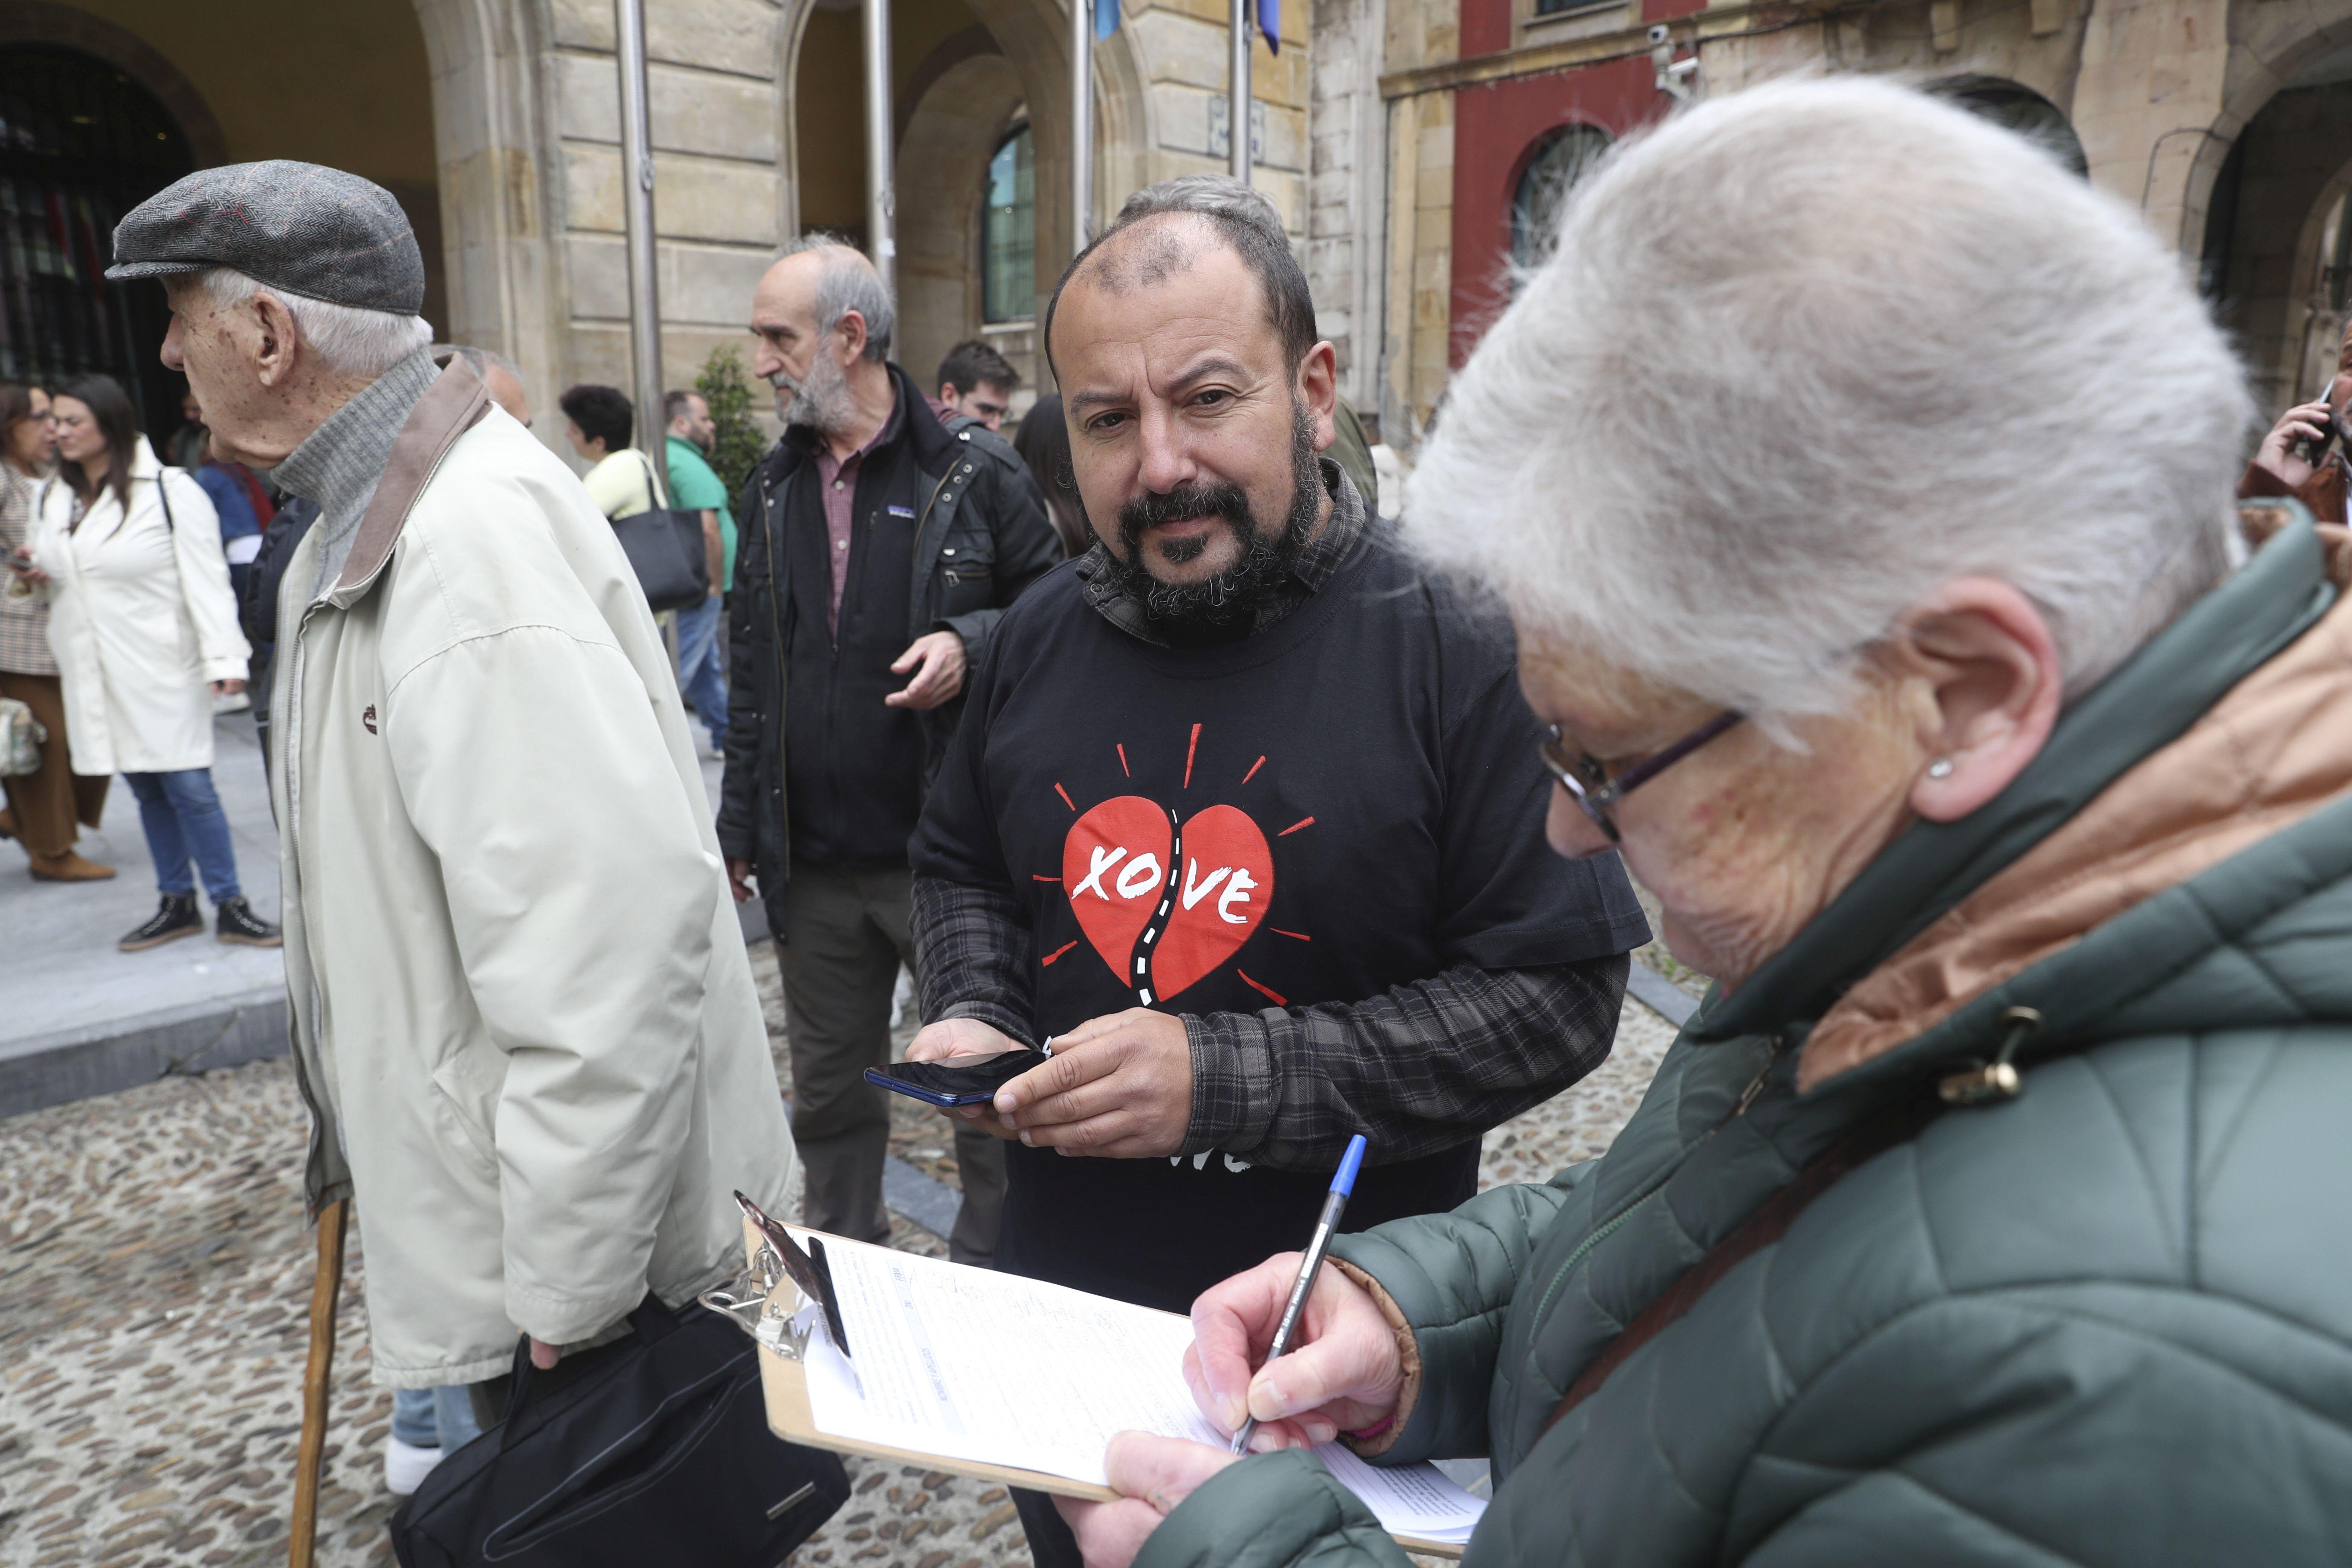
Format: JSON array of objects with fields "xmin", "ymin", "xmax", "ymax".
[{"xmin": 1139, "ymin": 513, "xmax": 2352, "ymax": 1567}]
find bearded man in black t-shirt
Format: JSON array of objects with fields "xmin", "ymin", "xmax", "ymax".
[{"xmin": 906, "ymin": 181, "xmax": 1645, "ymax": 1531}]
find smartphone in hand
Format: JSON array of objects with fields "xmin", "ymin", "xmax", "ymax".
[
  {"xmin": 865, "ymin": 1049, "xmax": 1051, "ymax": 1108},
  {"xmin": 2293, "ymin": 383, "xmax": 2343, "ymax": 466}
]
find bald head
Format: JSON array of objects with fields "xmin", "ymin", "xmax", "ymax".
[
  {"xmin": 1045, "ymin": 200, "xmax": 1317, "ymax": 382},
  {"xmin": 1075, "ymin": 211, "xmax": 1214, "ymax": 298}
]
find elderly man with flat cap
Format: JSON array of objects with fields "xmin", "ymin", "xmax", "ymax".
[{"xmin": 110, "ymin": 161, "xmax": 794, "ymax": 1446}]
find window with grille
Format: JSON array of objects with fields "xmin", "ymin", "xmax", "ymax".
[
  {"xmin": 1510, "ymin": 124, "xmax": 1611, "ymax": 279},
  {"xmin": 983, "ymin": 125, "xmax": 1035, "ymax": 324},
  {"xmin": 0, "ymin": 45, "xmax": 191, "ymax": 438}
]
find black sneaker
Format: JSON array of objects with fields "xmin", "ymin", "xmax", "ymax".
[
  {"xmin": 120, "ymin": 894, "xmax": 202, "ymax": 952},
  {"xmin": 216, "ymin": 896, "xmax": 282, "ymax": 948}
]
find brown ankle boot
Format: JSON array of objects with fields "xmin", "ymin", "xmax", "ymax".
[
  {"xmin": 0, "ymin": 806, "xmax": 16, "ymax": 841},
  {"xmin": 29, "ymin": 850, "xmax": 116, "ymax": 882}
]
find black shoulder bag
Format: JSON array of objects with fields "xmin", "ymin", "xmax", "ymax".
[
  {"xmin": 391, "ymin": 1292, "xmax": 848, "ymax": 1567},
  {"xmin": 610, "ymin": 450, "xmax": 710, "ymax": 613}
]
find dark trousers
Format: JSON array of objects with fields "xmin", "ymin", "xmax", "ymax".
[
  {"xmin": 778, "ymin": 863, "xmax": 1005, "ymax": 1257},
  {"xmin": 1013, "ymin": 1487, "xmax": 1085, "ymax": 1568}
]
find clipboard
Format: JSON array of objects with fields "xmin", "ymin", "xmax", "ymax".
[{"xmin": 741, "ymin": 1220, "xmax": 1472, "ymax": 1557}]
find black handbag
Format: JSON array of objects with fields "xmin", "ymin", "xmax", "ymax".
[
  {"xmin": 390, "ymin": 1294, "xmax": 848, "ymax": 1568},
  {"xmin": 612, "ymin": 451, "xmax": 710, "ymax": 613}
]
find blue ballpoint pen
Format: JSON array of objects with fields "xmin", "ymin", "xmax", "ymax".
[{"xmin": 1230, "ymin": 1133, "xmax": 1368, "ymax": 1455}]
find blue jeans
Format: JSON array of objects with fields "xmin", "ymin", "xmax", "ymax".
[
  {"xmin": 675, "ymin": 593, "xmax": 728, "ymax": 747},
  {"xmin": 123, "ymin": 769, "xmax": 240, "ymax": 903},
  {"xmin": 391, "ymin": 1384, "xmax": 485, "ymax": 1452}
]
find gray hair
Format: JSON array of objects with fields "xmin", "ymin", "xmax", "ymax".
[
  {"xmin": 1404, "ymin": 77, "xmax": 2251, "ymax": 740},
  {"xmin": 196, "ymin": 267, "xmax": 432, "ymax": 378},
  {"xmin": 1114, "ymin": 175, "xmax": 1286, "ymax": 248},
  {"xmin": 434, "ymin": 343, "xmax": 521, "ymax": 381},
  {"xmin": 780, "ymin": 233, "xmax": 893, "ymax": 361}
]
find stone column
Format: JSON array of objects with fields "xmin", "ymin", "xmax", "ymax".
[{"xmin": 2072, "ymin": 0, "xmax": 2233, "ymax": 252}]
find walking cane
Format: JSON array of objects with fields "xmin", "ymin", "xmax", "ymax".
[{"xmin": 289, "ymin": 1196, "xmax": 349, "ymax": 1568}]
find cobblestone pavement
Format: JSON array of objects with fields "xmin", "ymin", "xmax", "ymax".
[{"xmin": 0, "ymin": 946, "xmax": 1679, "ymax": 1568}]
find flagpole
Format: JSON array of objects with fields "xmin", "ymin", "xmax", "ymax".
[
  {"xmin": 1228, "ymin": 0, "xmax": 1250, "ymax": 181},
  {"xmin": 864, "ymin": 0, "xmax": 895, "ymax": 291},
  {"xmin": 616, "ymin": 0, "xmax": 663, "ymax": 456},
  {"xmin": 1072, "ymin": 0, "xmax": 1093, "ymax": 258}
]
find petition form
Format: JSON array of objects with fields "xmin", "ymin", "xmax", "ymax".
[{"xmin": 790, "ymin": 1231, "xmax": 1485, "ymax": 1545}]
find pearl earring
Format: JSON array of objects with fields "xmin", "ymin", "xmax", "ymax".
[{"xmin": 1926, "ymin": 758, "xmax": 1954, "ymax": 779}]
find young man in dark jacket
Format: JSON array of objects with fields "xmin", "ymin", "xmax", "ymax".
[{"xmin": 718, "ymin": 239, "xmax": 1060, "ymax": 1261}]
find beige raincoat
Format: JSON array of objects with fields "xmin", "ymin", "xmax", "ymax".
[{"xmin": 272, "ymin": 360, "xmax": 793, "ymax": 1387}]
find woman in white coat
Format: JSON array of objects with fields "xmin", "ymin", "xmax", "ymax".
[{"xmin": 24, "ymin": 375, "xmax": 279, "ymax": 951}]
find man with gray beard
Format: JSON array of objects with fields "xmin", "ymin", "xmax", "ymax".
[{"xmin": 719, "ymin": 238, "xmax": 1058, "ymax": 1260}]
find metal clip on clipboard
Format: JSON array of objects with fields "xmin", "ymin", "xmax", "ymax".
[{"xmin": 698, "ymin": 1191, "xmax": 854, "ymax": 1364}]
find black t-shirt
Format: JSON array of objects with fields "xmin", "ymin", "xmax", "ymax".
[{"xmin": 910, "ymin": 527, "xmax": 1646, "ymax": 1311}]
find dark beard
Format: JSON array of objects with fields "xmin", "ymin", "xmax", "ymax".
[{"xmin": 1099, "ymin": 406, "xmax": 1323, "ymax": 633}]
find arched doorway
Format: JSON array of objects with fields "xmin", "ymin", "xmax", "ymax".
[
  {"xmin": 894, "ymin": 47, "xmax": 1029, "ymax": 393},
  {"xmin": 1929, "ymin": 77, "xmax": 2088, "ymax": 178},
  {"xmin": 0, "ymin": 43, "xmax": 192, "ymax": 437},
  {"xmin": 2199, "ymin": 49, "xmax": 2352, "ymax": 416},
  {"xmin": 785, "ymin": 0, "xmax": 1148, "ymax": 395}
]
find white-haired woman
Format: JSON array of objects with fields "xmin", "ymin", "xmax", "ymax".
[
  {"xmin": 25, "ymin": 375, "xmax": 278, "ymax": 952},
  {"xmin": 1058, "ymin": 78, "xmax": 2352, "ymax": 1568}
]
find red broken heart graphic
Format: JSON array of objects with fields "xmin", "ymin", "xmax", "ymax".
[{"xmin": 1063, "ymin": 797, "xmax": 1274, "ymax": 1002}]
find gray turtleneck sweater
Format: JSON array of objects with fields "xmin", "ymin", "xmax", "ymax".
[{"xmin": 273, "ymin": 347, "xmax": 440, "ymax": 598}]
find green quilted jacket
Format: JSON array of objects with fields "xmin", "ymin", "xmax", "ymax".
[{"xmin": 1136, "ymin": 511, "xmax": 2352, "ymax": 1567}]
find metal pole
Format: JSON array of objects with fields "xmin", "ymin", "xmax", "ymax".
[
  {"xmin": 1229, "ymin": 0, "xmax": 1251, "ymax": 181},
  {"xmin": 616, "ymin": 0, "xmax": 664, "ymax": 456},
  {"xmin": 1071, "ymin": 0, "xmax": 1093, "ymax": 257},
  {"xmin": 864, "ymin": 0, "xmax": 895, "ymax": 293}
]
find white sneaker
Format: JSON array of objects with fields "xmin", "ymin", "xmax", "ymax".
[{"xmin": 385, "ymin": 1435, "xmax": 444, "ymax": 1496}]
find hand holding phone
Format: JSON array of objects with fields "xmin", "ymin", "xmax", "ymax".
[{"xmin": 866, "ymin": 1049, "xmax": 1054, "ymax": 1108}]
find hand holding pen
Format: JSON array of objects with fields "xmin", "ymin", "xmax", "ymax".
[{"xmin": 1182, "ymin": 1135, "xmax": 1412, "ymax": 1454}]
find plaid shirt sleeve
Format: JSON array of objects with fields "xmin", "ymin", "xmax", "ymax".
[
  {"xmin": 1181, "ymin": 954, "xmax": 1631, "ymax": 1171},
  {"xmin": 914, "ymin": 877, "xmax": 1631, "ymax": 1172},
  {"xmin": 912, "ymin": 874, "xmax": 1041, "ymax": 1047}
]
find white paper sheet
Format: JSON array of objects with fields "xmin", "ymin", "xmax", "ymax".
[{"xmin": 792, "ymin": 1231, "xmax": 1486, "ymax": 1544}]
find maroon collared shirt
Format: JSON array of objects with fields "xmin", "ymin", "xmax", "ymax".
[{"xmin": 812, "ymin": 386, "xmax": 902, "ymax": 636}]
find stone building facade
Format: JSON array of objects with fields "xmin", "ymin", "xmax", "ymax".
[
  {"xmin": 1355, "ymin": 0, "xmax": 2352, "ymax": 451},
  {"xmin": 0, "ymin": 0, "xmax": 1326, "ymax": 449},
  {"xmin": 12, "ymin": 0, "xmax": 2346, "ymax": 466}
]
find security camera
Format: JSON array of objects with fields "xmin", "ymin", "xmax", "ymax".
[{"xmin": 1650, "ymin": 24, "xmax": 1698, "ymax": 102}]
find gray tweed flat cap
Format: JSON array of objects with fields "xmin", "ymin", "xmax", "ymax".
[{"xmin": 105, "ymin": 160, "xmax": 425, "ymax": 315}]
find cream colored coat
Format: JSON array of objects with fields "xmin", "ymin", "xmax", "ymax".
[
  {"xmin": 272, "ymin": 361, "xmax": 793, "ymax": 1387},
  {"xmin": 29, "ymin": 438, "xmax": 248, "ymax": 774}
]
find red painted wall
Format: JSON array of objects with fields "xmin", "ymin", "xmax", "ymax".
[{"xmin": 1446, "ymin": 5, "xmax": 1687, "ymax": 367}]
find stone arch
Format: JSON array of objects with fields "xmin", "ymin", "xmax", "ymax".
[
  {"xmin": 407, "ymin": 0, "xmax": 564, "ymax": 416},
  {"xmin": 2200, "ymin": 64, "xmax": 2352, "ymax": 413},
  {"xmin": 895, "ymin": 53, "xmax": 1026, "ymax": 388},
  {"xmin": 1925, "ymin": 74, "xmax": 2087, "ymax": 175},
  {"xmin": 0, "ymin": 0, "xmax": 224, "ymax": 164},
  {"xmin": 2161, "ymin": 0, "xmax": 2352, "ymax": 273},
  {"xmin": 777, "ymin": 0, "xmax": 1150, "ymax": 328}
]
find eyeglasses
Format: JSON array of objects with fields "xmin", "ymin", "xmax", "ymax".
[{"xmin": 1540, "ymin": 710, "xmax": 1744, "ymax": 843}]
